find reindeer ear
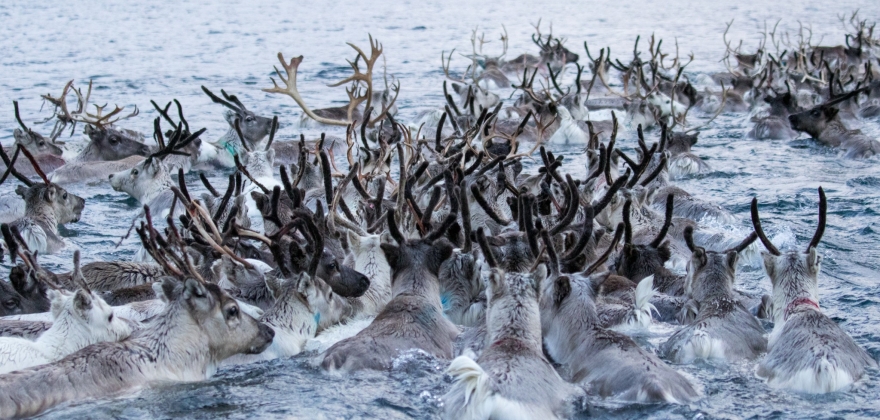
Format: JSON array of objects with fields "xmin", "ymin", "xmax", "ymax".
[
  {"xmin": 47, "ymin": 289, "xmax": 66, "ymax": 319},
  {"xmin": 380, "ymin": 243, "xmax": 399, "ymax": 270},
  {"xmin": 265, "ymin": 275, "xmax": 284, "ymax": 300},
  {"xmin": 657, "ymin": 241, "xmax": 672, "ymax": 262},
  {"xmin": 184, "ymin": 278, "xmax": 207, "ymax": 299},
  {"xmin": 725, "ymin": 250, "xmax": 739, "ymax": 273},
  {"xmin": 637, "ymin": 186, "xmax": 657, "ymax": 207},
  {"xmin": 825, "ymin": 107, "xmax": 839, "ymax": 120},
  {"xmin": 152, "ymin": 281, "xmax": 169, "ymax": 303},
  {"xmin": 762, "ymin": 252, "xmax": 777, "ymax": 280},
  {"xmin": 73, "ymin": 289, "xmax": 93, "ymax": 314},
  {"xmin": 487, "ymin": 268, "xmax": 505, "ymax": 296},
  {"xmin": 14, "ymin": 185, "xmax": 27, "ymax": 198},
  {"xmin": 554, "ymin": 276, "xmax": 571, "ymax": 306},
  {"xmin": 346, "ymin": 230, "xmax": 360, "ymax": 249},
  {"xmin": 44, "ymin": 186, "xmax": 57, "ymax": 202},
  {"xmin": 806, "ymin": 246, "xmax": 821, "ymax": 275},
  {"xmin": 531, "ymin": 264, "xmax": 548, "ymax": 294},
  {"xmin": 692, "ymin": 247, "xmax": 707, "ymax": 267}
]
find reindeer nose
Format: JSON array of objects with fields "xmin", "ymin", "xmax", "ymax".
[{"xmin": 108, "ymin": 174, "xmax": 114, "ymax": 180}]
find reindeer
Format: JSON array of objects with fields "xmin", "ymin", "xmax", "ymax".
[
  {"xmin": 751, "ymin": 188, "xmax": 877, "ymax": 393},
  {"xmin": 539, "ymin": 256, "xmax": 699, "ymax": 402},
  {"xmin": 788, "ymin": 88, "xmax": 880, "ymax": 158},
  {"xmin": 321, "ymin": 203, "xmax": 458, "ymax": 371},
  {"xmin": 0, "ymin": 272, "xmax": 274, "ymax": 418},
  {"xmin": 0, "ymin": 251, "xmax": 132, "ymax": 374},
  {"xmin": 109, "ymin": 117, "xmax": 206, "ymax": 217},
  {"xmin": 444, "ymin": 265, "xmax": 580, "ymax": 420},
  {"xmin": 0, "ymin": 147, "xmax": 84, "ymax": 254},
  {"xmin": 501, "ymin": 20, "xmax": 579, "ymax": 75},
  {"xmin": 659, "ymin": 226, "xmax": 765, "ymax": 363},
  {"xmin": 201, "ymin": 86, "xmax": 275, "ymax": 163},
  {"xmin": 4, "ymin": 102, "xmax": 65, "ymax": 177}
]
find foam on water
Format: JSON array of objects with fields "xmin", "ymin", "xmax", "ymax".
[{"xmin": 1, "ymin": 0, "xmax": 880, "ymax": 418}]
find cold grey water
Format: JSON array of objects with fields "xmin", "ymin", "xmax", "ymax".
[{"xmin": 1, "ymin": 0, "xmax": 880, "ymax": 418}]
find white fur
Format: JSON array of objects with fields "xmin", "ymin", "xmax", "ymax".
[
  {"xmin": 305, "ymin": 315, "xmax": 374, "ymax": 353},
  {"xmin": 548, "ymin": 107, "xmax": 588, "ymax": 145},
  {"xmin": 630, "ymin": 275, "xmax": 657, "ymax": 327},
  {"xmin": 764, "ymin": 359, "xmax": 855, "ymax": 394},
  {"xmin": 0, "ymin": 290, "xmax": 131, "ymax": 374},
  {"xmin": 677, "ymin": 330, "xmax": 728, "ymax": 363},
  {"xmin": 347, "ymin": 232, "xmax": 392, "ymax": 316},
  {"xmin": 445, "ymin": 354, "xmax": 560, "ymax": 420}
]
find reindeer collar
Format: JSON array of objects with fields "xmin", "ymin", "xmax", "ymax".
[{"xmin": 783, "ymin": 297, "xmax": 820, "ymax": 321}]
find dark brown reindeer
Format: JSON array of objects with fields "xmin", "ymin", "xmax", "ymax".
[{"xmin": 788, "ymin": 87, "xmax": 880, "ymax": 158}]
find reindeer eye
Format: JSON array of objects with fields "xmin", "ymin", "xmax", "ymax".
[
  {"xmin": 246, "ymin": 116, "xmax": 255, "ymax": 123},
  {"xmin": 226, "ymin": 306, "xmax": 239, "ymax": 319},
  {"xmin": 38, "ymin": 141, "xmax": 45, "ymax": 146},
  {"xmin": 3, "ymin": 299, "xmax": 16, "ymax": 309},
  {"xmin": 109, "ymin": 137, "xmax": 119, "ymax": 145},
  {"xmin": 132, "ymin": 169, "xmax": 139, "ymax": 176},
  {"xmin": 328, "ymin": 262, "xmax": 337, "ymax": 270},
  {"xmin": 62, "ymin": 193, "xmax": 68, "ymax": 200},
  {"xmin": 108, "ymin": 313, "xmax": 114, "ymax": 322}
]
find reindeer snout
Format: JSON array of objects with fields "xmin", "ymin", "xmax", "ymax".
[
  {"xmin": 108, "ymin": 174, "xmax": 114, "ymax": 179},
  {"xmin": 247, "ymin": 323, "xmax": 275, "ymax": 355}
]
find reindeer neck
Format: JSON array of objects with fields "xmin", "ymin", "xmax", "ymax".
[
  {"xmin": 24, "ymin": 201, "xmax": 58, "ymax": 233},
  {"xmin": 73, "ymin": 141, "xmax": 101, "ymax": 162},
  {"xmin": 142, "ymin": 177, "xmax": 175, "ymax": 206},
  {"xmin": 392, "ymin": 266, "xmax": 442, "ymax": 304},
  {"xmin": 131, "ymin": 302, "xmax": 215, "ymax": 380},
  {"xmin": 488, "ymin": 297, "xmax": 542, "ymax": 351},
  {"xmin": 35, "ymin": 310, "xmax": 94, "ymax": 359}
]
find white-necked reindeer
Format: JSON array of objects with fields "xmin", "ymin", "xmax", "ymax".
[{"xmin": 751, "ymin": 188, "xmax": 877, "ymax": 393}]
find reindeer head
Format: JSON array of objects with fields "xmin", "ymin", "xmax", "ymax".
[
  {"xmin": 613, "ymin": 196, "xmax": 674, "ymax": 283},
  {"xmin": 109, "ymin": 158, "xmax": 169, "ymax": 203},
  {"xmin": 48, "ymin": 288, "xmax": 132, "ymax": 343},
  {"xmin": 202, "ymin": 86, "xmax": 273, "ymax": 149},
  {"xmin": 84, "ymin": 125, "xmax": 152, "ymax": 161},
  {"xmin": 11, "ymin": 101, "xmax": 64, "ymax": 157},
  {"xmin": 174, "ymin": 278, "xmax": 275, "ymax": 357},
  {"xmin": 683, "ymin": 226, "xmax": 756, "ymax": 303},
  {"xmin": 789, "ymin": 87, "xmax": 867, "ymax": 138},
  {"xmin": 485, "ymin": 265, "xmax": 545, "ymax": 344},
  {"xmin": 751, "ymin": 188, "xmax": 825, "ymax": 324}
]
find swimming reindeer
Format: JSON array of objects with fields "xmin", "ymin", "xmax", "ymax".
[
  {"xmin": 0, "ymin": 146, "xmax": 84, "ymax": 254},
  {"xmin": 751, "ymin": 188, "xmax": 877, "ymax": 393},
  {"xmin": 321, "ymin": 206, "xmax": 458, "ymax": 371},
  {"xmin": 0, "ymin": 251, "xmax": 132, "ymax": 374},
  {"xmin": 444, "ymin": 263, "xmax": 579, "ymax": 420},
  {"xmin": 659, "ymin": 226, "xmax": 766, "ymax": 364}
]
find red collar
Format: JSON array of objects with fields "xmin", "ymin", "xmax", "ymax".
[{"xmin": 783, "ymin": 297, "xmax": 820, "ymax": 321}]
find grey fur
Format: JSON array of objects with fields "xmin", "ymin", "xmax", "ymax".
[
  {"xmin": 540, "ymin": 272, "xmax": 700, "ymax": 403},
  {"xmin": 661, "ymin": 248, "xmax": 766, "ymax": 363},
  {"xmin": 321, "ymin": 237, "xmax": 457, "ymax": 371},
  {"xmin": 0, "ymin": 278, "xmax": 274, "ymax": 418},
  {"xmin": 444, "ymin": 266, "xmax": 578, "ymax": 419}
]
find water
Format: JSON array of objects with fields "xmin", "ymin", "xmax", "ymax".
[{"xmin": 2, "ymin": 0, "xmax": 880, "ymax": 418}]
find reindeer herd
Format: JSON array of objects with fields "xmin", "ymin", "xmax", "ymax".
[{"xmin": 0, "ymin": 13, "xmax": 877, "ymax": 419}]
